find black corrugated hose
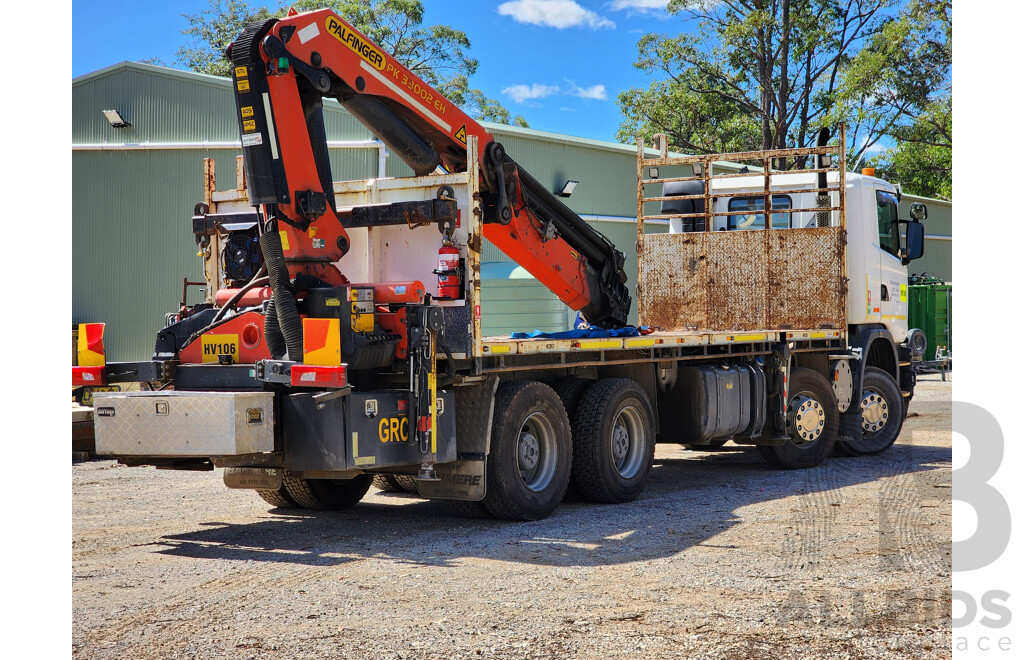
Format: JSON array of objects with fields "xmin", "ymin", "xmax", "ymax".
[{"xmin": 259, "ymin": 230, "xmax": 304, "ymax": 361}]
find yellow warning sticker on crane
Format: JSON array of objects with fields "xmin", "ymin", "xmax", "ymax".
[{"xmin": 454, "ymin": 124, "xmax": 467, "ymax": 145}]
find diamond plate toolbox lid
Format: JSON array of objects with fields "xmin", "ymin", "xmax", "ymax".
[{"xmin": 92, "ymin": 391, "xmax": 275, "ymax": 457}]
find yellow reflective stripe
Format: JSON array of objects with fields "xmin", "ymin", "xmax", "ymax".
[
  {"xmin": 730, "ymin": 333, "xmax": 767, "ymax": 342},
  {"xmin": 578, "ymin": 340, "xmax": 622, "ymax": 350}
]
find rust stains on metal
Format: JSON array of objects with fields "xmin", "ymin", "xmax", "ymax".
[
  {"xmin": 767, "ymin": 227, "xmax": 846, "ymax": 329},
  {"xmin": 638, "ymin": 227, "xmax": 845, "ymax": 332},
  {"xmin": 635, "ymin": 135, "xmax": 848, "ymax": 334}
]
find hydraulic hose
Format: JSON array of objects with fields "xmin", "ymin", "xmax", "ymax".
[
  {"xmin": 211, "ymin": 267, "xmax": 268, "ymax": 324},
  {"xmin": 264, "ymin": 273, "xmax": 334, "ymax": 360},
  {"xmin": 259, "ymin": 231, "xmax": 304, "ymax": 362},
  {"xmin": 263, "ymin": 298, "xmax": 287, "ymax": 358}
]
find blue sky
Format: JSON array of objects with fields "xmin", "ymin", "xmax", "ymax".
[{"xmin": 72, "ymin": 1, "xmax": 691, "ymax": 143}]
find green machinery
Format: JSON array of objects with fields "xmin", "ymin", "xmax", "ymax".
[{"xmin": 908, "ymin": 276, "xmax": 952, "ymax": 363}]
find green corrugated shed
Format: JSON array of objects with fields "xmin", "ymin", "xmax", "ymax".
[
  {"xmin": 900, "ymin": 194, "xmax": 952, "ymax": 282},
  {"xmin": 480, "ymin": 263, "xmax": 571, "ymax": 335}
]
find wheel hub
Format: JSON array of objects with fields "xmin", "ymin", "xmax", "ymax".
[
  {"xmin": 861, "ymin": 389, "xmax": 889, "ymax": 433},
  {"xmin": 518, "ymin": 432, "xmax": 540, "ymax": 471},
  {"xmin": 612, "ymin": 424, "xmax": 629, "ymax": 462},
  {"xmin": 787, "ymin": 394, "xmax": 825, "ymax": 445}
]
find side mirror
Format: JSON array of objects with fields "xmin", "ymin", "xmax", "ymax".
[
  {"xmin": 901, "ymin": 220, "xmax": 925, "ymax": 265},
  {"xmin": 909, "ymin": 202, "xmax": 928, "ymax": 221}
]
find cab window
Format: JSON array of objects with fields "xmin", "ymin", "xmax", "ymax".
[
  {"xmin": 876, "ymin": 190, "xmax": 900, "ymax": 257},
  {"xmin": 728, "ymin": 195, "xmax": 792, "ymax": 230}
]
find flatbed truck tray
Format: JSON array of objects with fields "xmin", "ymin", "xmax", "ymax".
[{"xmin": 479, "ymin": 329, "xmax": 845, "ymax": 356}]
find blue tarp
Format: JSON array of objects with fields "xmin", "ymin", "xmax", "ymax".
[{"xmin": 510, "ymin": 326, "xmax": 650, "ymax": 339}]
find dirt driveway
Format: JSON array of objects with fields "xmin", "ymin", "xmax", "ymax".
[{"xmin": 72, "ymin": 375, "xmax": 952, "ymax": 659}]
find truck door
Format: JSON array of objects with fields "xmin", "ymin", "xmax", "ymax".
[{"xmin": 874, "ymin": 189, "xmax": 909, "ymax": 342}]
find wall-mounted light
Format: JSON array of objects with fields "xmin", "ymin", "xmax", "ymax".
[
  {"xmin": 556, "ymin": 180, "xmax": 579, "ymax": 198},
  {"xmin": 102, "ymin": 109, "xmax": 131, "ymax": 128},
  {"xmin": 692, "ymin": 163, "xmax": 704, "ymax": 177},
  {"xmin": 648, "ymin": 167, "xmax": 660, "ymax": 180}
]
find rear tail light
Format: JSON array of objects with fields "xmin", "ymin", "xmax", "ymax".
[
  {"xmin": 290, "ymin": 364, "xmax": 348, "ymax": 388},
  {"xmin": 72, "ymin": 366, "xmax": 107, "ymax": 387}
]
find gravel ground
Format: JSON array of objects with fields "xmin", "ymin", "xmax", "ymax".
[{"xmin": 72, "ymin": 375, "xmax": 952, "ymax": 659}]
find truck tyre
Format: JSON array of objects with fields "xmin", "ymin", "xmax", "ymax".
[
  {"xmin": 571, "ymin": 378, "xmax": 656, "ymax": 503},
  {"xmin": 835, "ymin": 367, "xmax": 905, "ymax": 456},
  {"xmin": 372, "ymin": 474, "xmax": 401, "ymax": 492},
  {"xmin": 757, "ymin": 368, "xmax": 839, "ymax": 469},
  {"xmin": 553, "ymin": 377, "xmax": 595, "ymax": 501},
  {"xmin": 553, "ymin": 377, "xmax": 594, "ymax": 424},
  {"xmin": 482, "ymin": 381, "xmax": 572, "ymax": 521},
  {"xmin": 256, "ymin": 486, "xmax": 298, "ymax": 508},
  {"xmin": 373, "ymin": 474, "xmax": 419, "ymax": 493},
  {"xmin": 282, "ymin": 474, "xmax": 373, "ymax": 510},
  {"xmin": 393, "ymin": 475, "xmax": 418, "ymax": 492}
]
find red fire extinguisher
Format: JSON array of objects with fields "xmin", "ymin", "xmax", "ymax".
[{"xmin": 434, "ymin": 239, "xmax": 462, "ymax": 300}]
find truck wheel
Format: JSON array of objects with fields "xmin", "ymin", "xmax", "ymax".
[
  {"xmin": 482, "ymin": 381, "xmax": 572, "ymax": 521},
  {"xmin": 372, "ymin": 474, "xmax": 419, "ymax": 493},
  {"xmin": 553, "ymin": 377, "xmax": 594, "ymax": 424},
  {"xmin": 372, "ymin": 474, "xmax": 401, "ymax": 492},
  {"xmin": 553, "ymin": 377, "xmax": 594, "ymax": 501},
  {"xmin": 758, "ymin": 368, "xmax": 839, "ymax": 469},
  {"xmin": 393, "ymin": 475, "xmax": 419, "ymax": 492},
  {"xmin": 835, "ymin": 367, "xmax": 905, "ymax": 456},
  {"xmin": 282, "ymin": 474, "xmax": 373, "ymax": 510},
  {"xmin": 571, "ymin": 378, "xmax": 656, "ymax": 503},
  {"xmin": 256, "ymin": 486, "xmax": 298, "ymax": 508}
]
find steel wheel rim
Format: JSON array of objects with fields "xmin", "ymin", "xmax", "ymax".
[
  {"xmin": 517, "ymin": 412, "xmax": 557, "ymax": 492},
  {"xmin": 787, "ymin": 390, "xmax": 826, "ymax": 446},
  {"xmin": 861, "ymin": 387, "xmax": 890, "ymax": 434},
  {"xmin": 611, "ymin": 405, "xmax": 646, "ymax": 479}
]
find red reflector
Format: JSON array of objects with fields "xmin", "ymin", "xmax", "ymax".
[
  {"xmin": 417, "ymin": 416, "xmax": 432, "ymax": 432},
  {"xmin": 72, "ymin": 366, "xmax": 106, "ymax": 387},
  {"xmin": 290, "ymin": 364, "xmax": 348, "ymax": 388}
]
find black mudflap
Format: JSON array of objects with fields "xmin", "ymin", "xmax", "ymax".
[{"xmin": 415, "ymin": 376, "xmax": 498, "ymax": 501}]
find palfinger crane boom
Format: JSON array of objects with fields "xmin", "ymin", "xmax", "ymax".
[{"xmin": 226, "ymin": 8, "xmax": 630, "ymax": 327}]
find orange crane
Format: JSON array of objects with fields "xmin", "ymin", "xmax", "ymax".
[{"xmin": 226, "ymin": 7, "xmax": 630, "ymax": 332}]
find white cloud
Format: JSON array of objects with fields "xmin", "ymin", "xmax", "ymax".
[
  {"xmin": 570, "ymin": 83, "xmax": 608, "ymax": 100},
  {"xmin": 503, "ymin": 80, "xmax": 610, "ymax": 104},
  {"xmin": 502, "ymin": 83, "xmax": 561, "ymax": 103},
  {"xmin": 497, "ymin": 1, "xmax": 616, "ymax": 30},
  {"xmin": 610, "ymin": 0, "xmax": 669, "ymax": 11}
]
